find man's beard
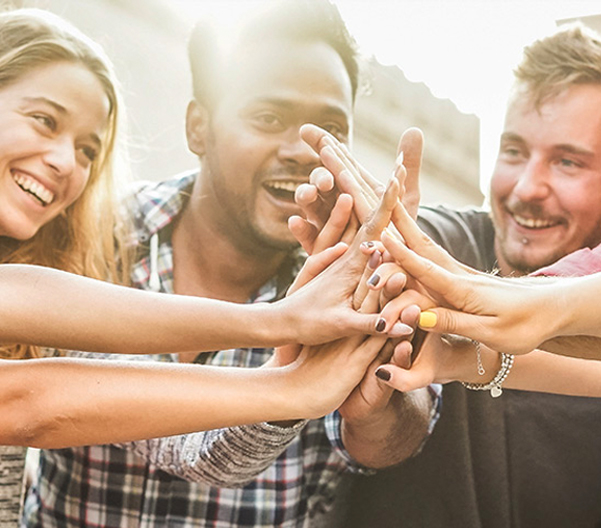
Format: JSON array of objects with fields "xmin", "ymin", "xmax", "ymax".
[{"xmin": 203, "ymin": 148, "xmax": 299, "ymax": 255}]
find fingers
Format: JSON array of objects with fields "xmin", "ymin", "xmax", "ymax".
[
  {"xmin": 374, "ymin": 362, "xmax": 434, "ymax": 393},
  {"xmin": 309, "ymin": 166, "xmax": 335, "ymax": 193},
  {"xmin": 397, "ymin": 128, "xmax": 423, "ymax": 220},
  {"xmin": 353, "ymin": 248, "xmax": 382, "ymax": 310},
  {"xmin": 319, "ymin": 145, "xmax": 377, "ymax": 223},
  {"xmin": 366, "ymin": 262, "xmax": 407, "ymax": 304},
  {"xmin": 392, "ymin": 340, "xmax": 413, "ymax": 370},
  {"xmin": 300, "ymin": 123, "xmax": 381, "ymax": 223},
  {"xmin": 418, "ymin": 307, "xmax": 488, "ymax": 342},
  {"xmin": 288, "ymin": 215, "xmax": 318, "ymax": 254},
  {"xmin": 377, "ymin": 289, "xmax": 435, "ymax": 334},
  {"xmin": 312, "ymin": 194, "xmax": 355, "ymax": 254},
  {"xmin": 353, "ymin": 177, "xmax": 399, "ymax": 247},
  {"xmin": 294, "ymin": 183, "xmax": 330, "ymax": 233},
  {"xmin": 295, "ymin": 183, "xmax": 318, "ymax": 208},
  {"xmin": 388, "ymin": 202, "xmax": 468, "ymax": 276},
  {"xmin": 291, "ymin": 191, "xmax": 354, "ymax": 256},
  {"xmin": 381, "ymin": 231, "xmax": 463, "ymax": 301}
]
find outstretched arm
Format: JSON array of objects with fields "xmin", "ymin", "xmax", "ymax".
[
  {"xmin": 379, "ymin": 205, "xmax": 601, "ymax": 358},
  {"xmin": 0, "ymin": 313, "xmax": 388, "ymax": 452},
  {"xmin": 0, "ymin": 244, "xmax": 391, "ymax": 357},
  {"xmin": 373, "ymin": 334, "xmax": 601, "ymax": 399}
]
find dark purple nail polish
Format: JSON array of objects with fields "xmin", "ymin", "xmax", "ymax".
[
  {"xmin": 367, "ymin": 273, "xmax": 381, "ymax": 287},
  {"xmin": 376, "ymin": 318, "xmax": 386, "ymax": 332},
  {"xmin": 376, "ymin": 368, "xmax": 391, "ymax": 381},
  {"xmin": 368, "ymin": 250, "xmax": 381, "ymax": 269},
  {"xmin": 363, "ymin": 241, "xmax": 375, "ymax": 248}
]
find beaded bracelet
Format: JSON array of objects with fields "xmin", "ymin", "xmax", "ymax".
[{"xmin": 461, "ymin": 352, "xmax": 515, "ymax": 398}]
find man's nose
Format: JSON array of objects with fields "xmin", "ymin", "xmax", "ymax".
[
  {"xmin": 278, "ymin": 129, "xmax": 321, "ymax": 167},
  {"xmin": 512, "ymin": 156, "xmax": 551, "ymax": 202}
]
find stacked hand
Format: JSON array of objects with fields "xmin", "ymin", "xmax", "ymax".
[{"xmin": 282, "ymin": 124, "xmax": 435, "ymax": 466}]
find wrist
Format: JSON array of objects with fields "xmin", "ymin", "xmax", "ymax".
[
  {"xmin": 252, "ymin": 301, "xmax": 295, "ymax": 347},
  {"xmin": 442, "ymin": 335, "xmax": 500, "ymax": 384}
]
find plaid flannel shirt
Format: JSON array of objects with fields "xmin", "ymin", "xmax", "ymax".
[{"xmin": 23, "ymin": 172, "xmax": 441, "ymax": 528}]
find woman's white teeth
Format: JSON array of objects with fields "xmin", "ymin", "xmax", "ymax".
[
  {"xmin": 513, "ymin": 214, "xmax": 555, "ymax": 229},
  {"xmin": 12, "ymin": 173, "xmax": 54, "ymax": 205}
]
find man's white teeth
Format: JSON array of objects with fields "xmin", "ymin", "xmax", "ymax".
[
  {"xmin": 513, "ymin": 214, "xmax": 556, "ymax": 229},
  {"xmin": 12, "ymin": 173, "xmax": 54, "ymax": 205},
  {"xmin": 266, "ymin": 181, "xmax": 301, "ymax": 193}
]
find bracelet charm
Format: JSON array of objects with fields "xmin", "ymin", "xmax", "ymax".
[{"xmin": 461, "ymin": 352, "xmax": 514, "ymax": 398}]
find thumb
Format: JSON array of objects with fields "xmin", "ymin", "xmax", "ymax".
[
  {"xmin": 345, "ymin": 311, "xmax": 389, "ymax": 336},
  {"xmin": 374, "ymin": 363, "xmax": 432, "ymax": 392}
]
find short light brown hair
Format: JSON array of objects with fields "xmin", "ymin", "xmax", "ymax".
[{"xmin": 514, "ymin": 23, "xmax": 601, "ymax": 108}]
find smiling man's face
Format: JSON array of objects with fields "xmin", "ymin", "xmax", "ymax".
[
  {"xmin": 189, "ymin": 37, "xmax": 353, "ymax": 251},
  {"xmin": 490, "ymin": 83, "xmax": 601, "ymax": 276}
]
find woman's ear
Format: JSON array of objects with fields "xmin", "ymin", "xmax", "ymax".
[{"xmin": 186, "ymin": 100, "xmax": 209, "ymax": 157}]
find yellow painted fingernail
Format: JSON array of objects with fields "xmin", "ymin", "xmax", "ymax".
[{"xmin": 419, "ymin": 311, "xmax": 437, "ymax": 328}]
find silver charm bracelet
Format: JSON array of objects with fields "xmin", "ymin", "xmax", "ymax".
[{"xmin": 461, "ymin": 351, "xmax": 515, "ymax": 398}]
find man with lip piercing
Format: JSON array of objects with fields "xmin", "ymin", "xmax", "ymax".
[{"xmin": 339, "ymin": 23, "xmax": 601, "ymax": 528}]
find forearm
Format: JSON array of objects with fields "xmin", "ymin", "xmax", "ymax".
[
  {"xmin": 118, "ymin": 421, "xmax": 305, "ymax": 487},
  {"xmin": 341, "ymin": 388, "xmax": 434, "ymax": 468},
  {"xmin": 504, "ymin": 349, "xmax": 601, "ymax": 397},
  {"xmin": 470, "ymin": 346, "xmax": 601, "ymax": 397},
  {"xmin": 0, "ymin": 358, "xmax": 302, "ymax": 448},
  {"xmin": 545, "ymin": 273, "xmax": 601, "ymax": 345},
  {"xmin": 0, "ymin": 264, "xmax": 286, "ymax": 354}
]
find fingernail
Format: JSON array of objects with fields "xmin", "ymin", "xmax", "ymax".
[
  {"xmin": 367, "ymin": 273, "xmax": 380, "ymax": 287},
  {"xmin": 419, "ymin": 311, "xmax": 437, "ymax": 328},
  {"xmin": 388, "ymin": 322, "xmax": 414, "ymax": 337},
  {"xmin": 296, "ymin": 187, "xmax": 307, "ymax": 201},
  {"xmin": 361, "ymin": 241, "xmax": 375, "ymax": 249},
  {"xmin": 386, "ymin": 175, "xmax": 396, "ymax": 191},
  {"xmin": 368, "ymin": 250, "xmax": 381, "ymax": 269},
  {"xmin": 396, "ymin": 151, "xmax": 404, "ymax": 166},
  {"xmin": 375, "ymin": 318, "xmax": 387, "ymax": 332},
  {"xmin": 375, "ymin": 368, "xmax": 391, "ymax": 381},
  {"xmin": 381, "ymin": 227, "xmax": 395, "ymax": 241}
]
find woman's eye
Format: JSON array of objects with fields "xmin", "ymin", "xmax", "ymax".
[
  {"xmin": 81, "ymin": 146, "xmax": 98, "ymax": 163},
  {"xmin": 33, "ymin": 114, "xmax": 57, "ymax": 131}
]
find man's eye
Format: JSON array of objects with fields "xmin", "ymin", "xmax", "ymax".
[
  {"xmin": 322, "ymin": 123, "xmax": 346, "ymax": 141},
  {"xmin": 503, "ymin": 147, "xmax": 520, "ymax": 156},
  {"xmin": 559, "ymin": 158, "xmax": 578, "ymax": 168},
  {"xmin": 499, "ymin": 146, "xmax": 525, "ymax": 161},
  {"xmin": 252, "ymin": 113, "xmax": 284, "ymax": 131}
]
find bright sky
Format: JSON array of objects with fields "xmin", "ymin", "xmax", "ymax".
[{"xmin": 174, "ymin": 0, "xmax": 601, "ymax": 187}]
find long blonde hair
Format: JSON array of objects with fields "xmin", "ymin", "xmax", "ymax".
[{"xmin": 0, "ymin": 9, "xmax": 132, "ymax": 358}]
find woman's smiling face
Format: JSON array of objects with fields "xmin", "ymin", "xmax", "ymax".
[{"xmin": 0, "ymin": 60, "xmax": 110, "ymax": 240}]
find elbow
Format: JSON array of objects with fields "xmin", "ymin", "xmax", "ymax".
[{"xmin": 0, "ymin": 393, "xmax": 71, "ymax": 449}]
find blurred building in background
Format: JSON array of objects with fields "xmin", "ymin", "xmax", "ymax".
[{"xmin": 14, "ymin": 0, "xmax": 482, "ymax": 207}]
